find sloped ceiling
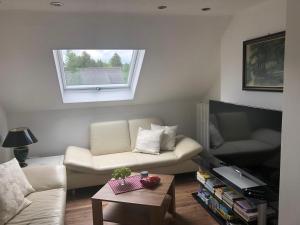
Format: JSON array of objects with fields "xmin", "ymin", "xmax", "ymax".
[
  {"xmin": 0, "ymin": 11, "xmax": 231, "ymax": 112},
  {"xmin": 0, "ymin": 0, "xmax": 269, "ymax": 16}
]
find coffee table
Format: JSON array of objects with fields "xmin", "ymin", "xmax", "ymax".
[{"xmin": 91, "ymin": 174, "xmax": 175, "ymax": 225}]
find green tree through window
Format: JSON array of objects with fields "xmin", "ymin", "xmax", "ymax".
[
  {"xmin": 109, "ymin": 53, "xmax": 122, "ymax": 67},
  {"xmin": 63, "ymin": 50, "xmax": 131, "ymax": 85}
]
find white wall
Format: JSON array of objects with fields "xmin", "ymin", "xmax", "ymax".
[
  {"xmin": 0, "ymin": 105, "xmax": 11, "ymax": 162},
  {"xmin": 0, "ymin": 11, "xmax": 230, "ymax": 157},
  {"xmin": 220, "ymin": 0, "xmax": 286, "ymax": 110},
  {"xmin": 8, "ymin": 101, "xmax": 197, "ymax": 157},
  {"xmin": 278, "ymin": 0, "xmax": 300, "ymax": 223},
  {"xmin": 0, "ymin": 11, "xmax": 229, "ymax": 112}
]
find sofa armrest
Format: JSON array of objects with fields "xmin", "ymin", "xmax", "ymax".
[
  {"xmin": 174, "ymin": 136, "xmax": 203, "ymax": 161},
  {"xmin": 64, "ymin": 146, "xmax": 94, "ymax": 173},
  {"xmin": 23, "ymin": 165, "xmax": 66, "ymax": 192}
]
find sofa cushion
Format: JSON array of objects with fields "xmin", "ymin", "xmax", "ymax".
[
  {"xmin": 91, "ymin": 120, "xmax": 131, "ymax": 155},
  {"xmin": 64, "ymin": 136, "xmax": 202, "ymax": 175},
  {"xmin": 92, "ymin": 152, "xmax": 140, "ymax": 172},
  {"xmin": 151, "ymin": 124, "xmax": 178, "ymax": 151},
  {"xmin": 7, "ymin": 188, "xmax": 66, "ymax": 225},
  {"xmin": 64, "ymin": 146, "xmax": 94, "ymax": 173},
  {"xmin": 133, "ymin": 151, "xmax": 178, "ymax": 168},
  {"xmin": 70, "ymin": 151, "xmax": 179, "ymax": 174},
  {"xmin": 133, "ymin": 127, "xmax": 163, "ymax": 155},
  {"xmin": 128, "ymin": 118, "xmax": 164, "ymax": 149},
  {"xmin": 173, "ymin": 136, "xmax": 202, "ymax": 161}
]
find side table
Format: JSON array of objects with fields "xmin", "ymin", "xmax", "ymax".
[{"xmin": 92, "ymin": 173, "xmax": 175, "ymax": 225}]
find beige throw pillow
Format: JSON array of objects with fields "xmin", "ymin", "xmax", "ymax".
[
  {"xmin": 151, "ymin": 124, "xmax": 178, "ymax": 151},
  {"xmin": 133, "ymin": 127, "xmax": 163, "ymax": 155},
  {"xmin": 3, "ymin": 158, "xmax": 35, "ymax": 196},
  {"xmin": 0, "ymin": 163, "xmax": 32, "ymax": 224}
]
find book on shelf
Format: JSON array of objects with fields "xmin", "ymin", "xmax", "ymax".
[
  {"xmin": 198, "ymin": 190, "xmax": 236, "ymax": 221},
  {"xmin": 209, "ymin": 196, "xmax": 220, "ymax": 213},
  {"xmin": 222, "ymin": 195, "xmax": 235, "ymax": 208},
  {"xmin": 222, "ymin": 190, "xmax": 244, "ymax": 208},
  {"xmin": 204, "ymin": 177, "xmax": 225, "ymax": 193},
  {"xmin": 196, "ymin": 171, "xmax": 211, "ymax": 184},
  {"xmin": 223, "ymin": 199, "xmax": 233, "ymax": 208},
  {"xmin": 214, "ymin": 186, "xmax": 231, "ymax": 200},
  {"xmin": 233, "ymin": 203, "xmax": 275, "ymax": 222},
  {"xmin": 226, "ymin": 222, "xmax": 243, "ymax": 225},
  {"xmin": 234, "ymin": 204, "xmax": 257, "ymax": 222},
  {"xmin": 218, "ymin": 203, "xmax": 235, "ymax": 221},
  {"xmin": 223, "ymin": 190, "xmax": 243, "ymax": 201},
  {"xmin": 206, "ymin": 177, "xmax": 225, "ymax": 188},
  {"xmin": 235, "ymin": 199, "xmax": 258, "ymax": 213},
  {"xmin": 197, "ymin": 188, "xmax": 211, "ymax": 205}
]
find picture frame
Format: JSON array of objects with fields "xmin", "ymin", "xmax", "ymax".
[{"xmin": 243, "ymin": 31, "xmax": 285, "ymax": 92}]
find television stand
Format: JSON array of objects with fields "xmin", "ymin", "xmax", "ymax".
[
  {"xmin": 212, "ymin": 166, "xmax": 267, "ymax": 199},
  {"xmin": 213, "ymin": 166, "xmax": 268, "ymax": 225},
  {"xmin": 192, "ymin": 157, "xmax": 275, "ymax": 225}
]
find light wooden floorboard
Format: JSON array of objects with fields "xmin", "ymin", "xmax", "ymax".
[{"xmin": 65, "ymin": 174, "xmax": 218, "ymax": 225}]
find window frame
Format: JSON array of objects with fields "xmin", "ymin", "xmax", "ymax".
[
  {"xmin": 54, "ymin": 49, "xmax": 139, "ymax": 90},
  {"xmin": 53, "ymin": 49, "xmax": 145, "ymax": 104}
]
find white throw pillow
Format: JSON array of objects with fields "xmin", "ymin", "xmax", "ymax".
[
  {"xmin": 151, "ymin": 124, "xmax": 178, "ymax": 151},
  {"xmin": 0, "ymin": 164, "xmax": 32, "ymax": 224},
  {"xmin": 2, "ymin": 158, "xmax": 35, "ymax": 196},
  {"xmin": 133, "ymin": 127, "xmax": 163, "ymax": 155}
]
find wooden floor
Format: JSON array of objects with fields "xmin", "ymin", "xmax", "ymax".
[{"xmin": 65, "ymin": 174, "xmax": 218, "ymax": 225}]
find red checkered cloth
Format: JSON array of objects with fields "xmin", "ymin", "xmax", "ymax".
[{"xmin": 108, "ymin": 175, "xmax": 144, "ymax": 195}]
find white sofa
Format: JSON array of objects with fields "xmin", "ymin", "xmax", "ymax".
[
  {"xmin": 64, "ymin": 118, "xmax": 202, "ymax": 189},
  {"xmin": 7, "ymin": 165, "xmax": 66, "ymax": 225}
]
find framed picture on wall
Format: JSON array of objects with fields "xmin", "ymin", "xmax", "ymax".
[{"xmin": 243, "ymin": 31, "xmax": 285, "ymax": 92}]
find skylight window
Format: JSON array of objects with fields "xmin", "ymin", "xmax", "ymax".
[{"xmin": 53, "ymin": 49, "xmax": 145, "ymax": 103}]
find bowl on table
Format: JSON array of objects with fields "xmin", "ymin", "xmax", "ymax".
[{"xmin": 140, "ymin": 176, "xmax": 161, "ymax": 188}]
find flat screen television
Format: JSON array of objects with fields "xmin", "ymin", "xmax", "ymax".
[{"xmin": 209, "ymin": 100, "xmax": 282, "ymax": 194}]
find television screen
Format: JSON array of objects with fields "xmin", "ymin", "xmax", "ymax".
[{"xmin": 209, "ymin": 100, "xmax": 282, "ymax": 193}]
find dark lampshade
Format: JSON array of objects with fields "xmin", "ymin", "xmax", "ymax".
[{"xmin": 2, "ymin": 127, "xmax": 38, "ymax": 148}]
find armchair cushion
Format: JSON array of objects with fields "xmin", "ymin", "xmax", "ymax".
[
  {"xmin": 23, "ymin": 165, "xmax": 66, "ymax": 192},
  {"xmin": 7, "ymin": 188, "xmax": 66, "ymax": 225}
]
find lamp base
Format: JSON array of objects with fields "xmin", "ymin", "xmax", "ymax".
[
  {"xmin": 19, "ymin": 162, "xmax": 28, "ymax": 167},
  {"xmin": 13, "ymin": 146, "xmax": 29, "ymax": 168}
]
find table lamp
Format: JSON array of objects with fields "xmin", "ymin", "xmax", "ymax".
[{"xmin": 2, "ymin": 127, "xmax": 38, "ymax": 167}]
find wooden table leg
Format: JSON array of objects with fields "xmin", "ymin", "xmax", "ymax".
[
  {"xmin": 150, "ymin": 207, "xmax": 163, "ymax": 225},
  {"xmin": 167, "ymin": 179, "xmax": 176, "ymax": 214},
  {"xmin": 92, "ymin": 199, "xmax": 103, "ymax": 225}
]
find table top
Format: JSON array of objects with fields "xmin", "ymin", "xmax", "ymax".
[{"xmin": 92, "ymin": 173, "xmax": 174, "ymax": 207}]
